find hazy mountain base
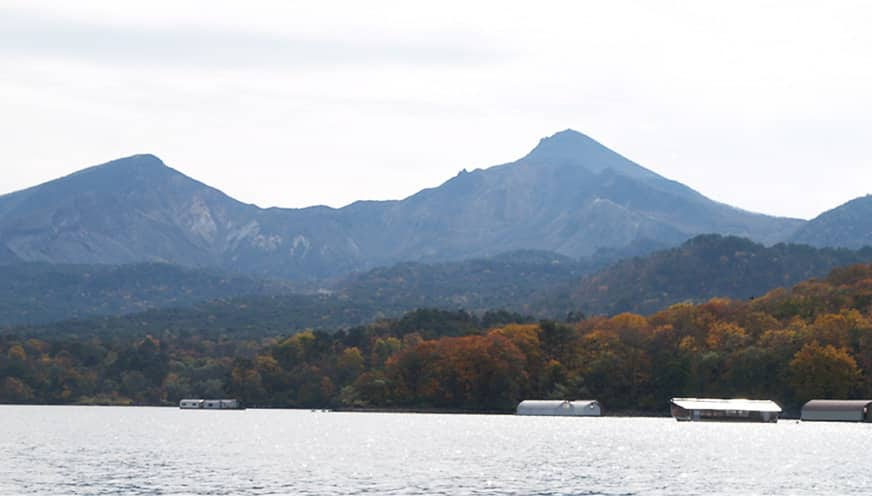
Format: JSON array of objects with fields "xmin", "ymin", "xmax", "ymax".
[
  {"xmin": 0, "ymin": 262, "xmax": 295, "ymax": 327},
  {"xmin": 0, "ymin": 241, "xmax": 664, "ymax": 329},
  {"xmin": 5, "ymin": 235, "xmax": 872, "ymax": 337}
]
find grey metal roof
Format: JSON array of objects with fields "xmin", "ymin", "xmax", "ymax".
[
  {"xmin": 516, "ymin": 399, "xmax": 601, "ymax": 416},
  {"xmin": 802, "ymin": 399, "xmax": 872, "ymax": 412},
  {"xmin": 670, "ymin": 397, "xmax": 782, "ymax": 413},
  {"xmin": 517, "ymin": 400, "xmax": 598, "ymax": 408}
]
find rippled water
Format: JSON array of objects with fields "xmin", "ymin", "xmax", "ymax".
[{"xmin": 1, "ymin": 406, "xmax": 870, "ymax": 495}]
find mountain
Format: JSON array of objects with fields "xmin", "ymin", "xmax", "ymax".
[
  {"xmin": 0, "ymin": 154, "xmax": 368, "ymax": 279},
  {"xmin": 789, "ymin": 195, "xmax": 872, "ymax": 249},
  {"xmin": 554, "ymin": 234, "xmax": 872, "ymax": 316},
  {"xmin": 341, "ymin": 130, "xmax": 802, "ymax": 262},
  {"xmin": 0, "ymin": 262, "xmax": 292, "ymax": 326},
  {"xmin": 0, "ymin": 131, "xmax": 803, "ymax": 280}
]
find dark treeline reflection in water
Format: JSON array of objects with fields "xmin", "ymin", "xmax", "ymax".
[{"xmin": 1, "ymin": 406, "xmax": 870, "ymax": 495}]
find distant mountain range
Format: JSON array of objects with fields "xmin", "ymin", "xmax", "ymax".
[
  {"xmin": 0, "ymin": 130, "xmax": 812, "ymax": 280},
  {"xmin": 2, "ymin": 129, "xmax": 871, "ymax": 331}
]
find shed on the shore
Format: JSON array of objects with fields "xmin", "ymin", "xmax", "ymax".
[
  {"xmin": 516, "ymin": 400, "xmax": 601, "ymax": 416},
  {"xmin": 180, "ymin": 398, "xmax": 243, "ymax": 410},
  {"xmin": 179, "ymin": 399, "xmax": 204, "ymax": 409},
  {"xmin": 801, "ymin": 400, "xmax": 872, "ymax": 422},
  {"xmin": 669, "ymin": 398, "xmax": 781, "ymax": 422}
]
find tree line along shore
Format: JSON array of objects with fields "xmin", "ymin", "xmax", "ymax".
[{"xmin": 3, "ymin": 264, "xmax": 872, "ymax": 415}]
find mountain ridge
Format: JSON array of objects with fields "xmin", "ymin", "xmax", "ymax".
[
  {"xmin": 789, "ymin": 195, "xmax": 872, "ymax": 249},
  {"xmin": 0, "ymin": 130, "xmax": 805, "ymax": 280}
]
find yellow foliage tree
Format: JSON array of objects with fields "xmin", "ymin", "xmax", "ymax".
[
  {"xmin": 789, "ymin": 342, "xmax": 861, "ymax": 401},
  {"xmin": 7, "ymin": 344, "xmax": 26, "ymax": 361},
  {"xmin": 337, "ymin": 347, "xmax": 365, "ymax": 383},
  {"xmin": 705, "ymin": 321, "xmax": 749, "ymax": 351}
]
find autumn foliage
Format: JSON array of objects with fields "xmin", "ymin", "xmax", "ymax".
[{"xmin": 4, "ymin": 265, "xmax": 872, "ymax": 413}]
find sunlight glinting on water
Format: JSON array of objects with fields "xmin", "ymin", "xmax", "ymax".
[{"xmin": 2, "ymin": 406, "xmax": 871, "ymax": 495}]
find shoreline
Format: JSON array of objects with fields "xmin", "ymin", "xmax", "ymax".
[
  {"xmin": 331, "ymin": 406, "xmax": 673, "ymax": 417},
  {"xmin": 0, "ymin": 402, "xmax": 669, "ymax": 416},
  {"xmin": 0, "ymin": 403, "xmax": 800, "ymax": 419}
]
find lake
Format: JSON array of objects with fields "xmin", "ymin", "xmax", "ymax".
[{"xmin": 1, "ymin": 406, "xmax": 870, "ymax": 495}]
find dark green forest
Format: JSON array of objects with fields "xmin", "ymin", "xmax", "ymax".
[
  {"xmin": 544, "ymin": 235, "xmax": 872, "ymax": 316},
  {"xmin": 0, "ymin": 262, "xmax": 292, "ymax": 326}
]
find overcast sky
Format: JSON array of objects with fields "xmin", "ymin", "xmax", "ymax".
[{"xmin": 1, "ymin": 1, "xmax": 870, "ymax": 220}]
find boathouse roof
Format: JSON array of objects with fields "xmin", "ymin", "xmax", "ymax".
[
  {"xmin": 516, "ymin": 400, "xmax": 601, "ymax": 416},
  {"xmin": 518, "ymin": 400, "xmax": 598, "ymax": 409},
  {"xmin": 801, "ymin": 399, "xmax": 872, "ymax": 421},
  {"xmin": 801, "ymin": 399, "xmax": 872, "ymax": 411},
  {"xmin": 670, "ymin": 397, "xmax": 782, "ymax": 413}
]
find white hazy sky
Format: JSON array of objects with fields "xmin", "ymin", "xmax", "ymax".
[{"xmin": 1, "ymin": 1, "xmax": 870, "ymax": 220}]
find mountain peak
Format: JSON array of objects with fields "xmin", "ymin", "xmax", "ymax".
[
  {"xmin": 60, "ymin": 154, "xmax": 170, "ymax": 183},
  {"xmin": 46, "ymin": 153, "xmax": 183, "ymax": 193},
  {"xmin": 537, "ymin": 128, "xmax": 596, "ymax": 145},
  {"xmin": 77, "ymin": 153, "xmax": 167, "ymax": 173},
  {"xmin": 528, "ymin": 129, "xmax": 599, "ymax": 157},
  {"xmin": 0, "ymin": 154, "xmax": 174, "ymax": 202},
  {"xmin": 121, "ymin": 153, "xmax": 165, "ymax": 165},
  {"xmin": 523, "ymin": 129, "xmax": 656, "ymax": 180}
]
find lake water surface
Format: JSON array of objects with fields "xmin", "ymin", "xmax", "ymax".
[{"xmin": 1, "ymin": 406, "xmax": 870, "ymax": 495}]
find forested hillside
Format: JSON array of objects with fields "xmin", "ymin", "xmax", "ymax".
[
  {"xmin": 552, "ymin": 235, "xmax": 872, "ymax": 316},
  {"xmin": 337, "ymin": 250, "xmax": 590, "ymax": 313},
  {"xmin": 4, "ymin": 265, "xmax": 872, "ymax": 414},
  {"xmin": 9, "ymin": 236, "xmax": 872, "ymax": 335},
  {"xmin": 0, "ymin": 263, "xmax": 293, "ymax": 326},
  {"xmin": 4, "ymin": 293, "xmax": 389, "ymax": 339}
]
